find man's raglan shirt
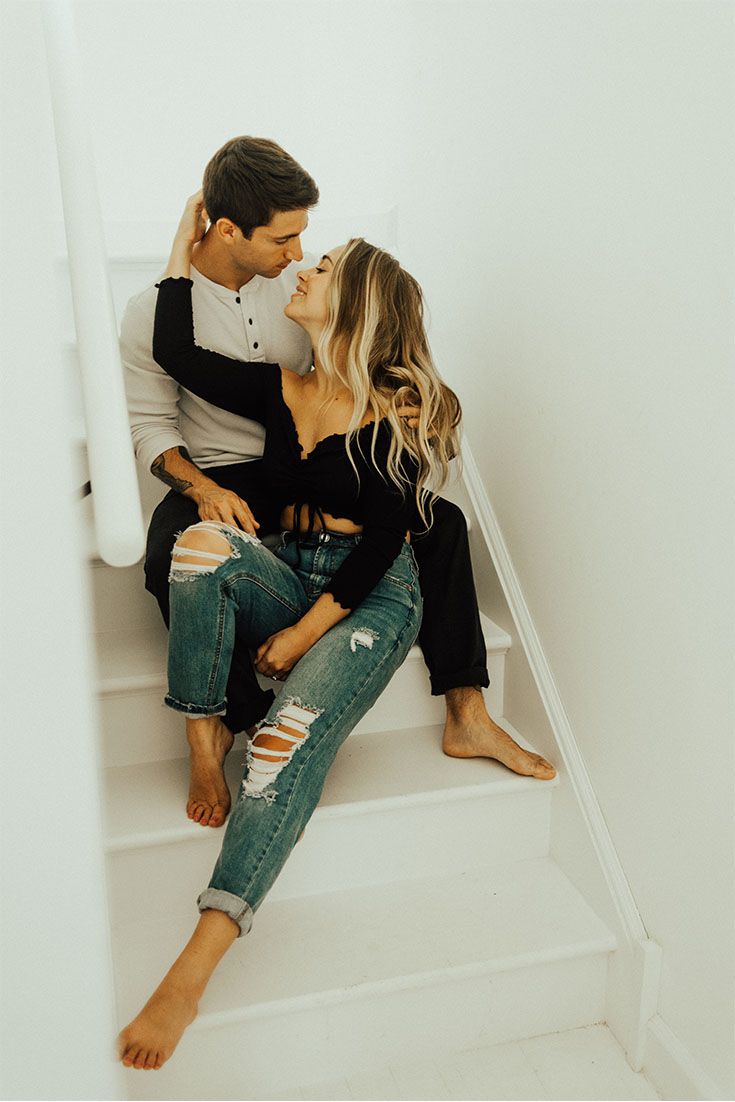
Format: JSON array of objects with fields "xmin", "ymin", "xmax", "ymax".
[{"xmin": 121, "ymin": 258, "xmax": 314, "ymax": 474}]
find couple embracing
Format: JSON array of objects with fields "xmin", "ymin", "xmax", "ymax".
[{"xmin": 118, "ymin": 135, "xmax": 555, "ymax": 1071}]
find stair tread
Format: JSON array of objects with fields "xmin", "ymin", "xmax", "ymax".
[
  {"xmin": 105, "ymin": 721, "xmax": 557, "ymax": 850},
  {"xmin": 112, "ymin": 858, "xmax": 615, "ymax": 1027},
  {"xmin": 95, "ymin": 612, "xmax": 512, "ymax": 693}
]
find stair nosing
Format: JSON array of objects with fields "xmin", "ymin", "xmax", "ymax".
[
  {"xmin": 185, "ymin": 934, "xmax": 615, "ymax": 1034},
  {"xmin": 105, "ymin": 768, "xmax": 557, "ymax": 854},
  {"xmin": 111, "ymin": 858, "xmax": 616, "ymax": 1031},
  {"xmin": 95, "ymin": 612, "xmax": 512, "ymax": 695}
]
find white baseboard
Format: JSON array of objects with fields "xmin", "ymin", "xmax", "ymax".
[
  {"xmin": 460, "ymin": 439, "xmax": 664, "ymax": 1068},
  {"xmin": 644, "ymin": 1015, "xmax": 728, "ymax": 1101}
]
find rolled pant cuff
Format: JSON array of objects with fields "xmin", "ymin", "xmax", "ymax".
[
  {"xmin": 197, "ymin": 888, "xmax": 253, "ymax": 937},
  {"xmin": 165, "ymin": 694, "xmax": 227, "ymax": 718},
  {"xmin": 429, "ymin": 667, "xmax": 490, "ymax": 696}
]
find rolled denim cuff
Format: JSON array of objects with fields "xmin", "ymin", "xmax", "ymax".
[
  {"xmin": 165, "ymin": 694, "xmax": 227, "ymax": 718},
  {"xmin": 197, "ymin": 888, "xmax": 254, "ymax": 937}
]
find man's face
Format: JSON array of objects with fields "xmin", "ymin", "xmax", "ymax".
[{"xmin": 229, "ymin": 209, "xmax": 308, "ymax": 279}]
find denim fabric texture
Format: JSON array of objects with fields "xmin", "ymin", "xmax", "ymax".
[
  {"xmin": 166, "ymin": 528, "xmax": 422, "ymax": 935},
  {"xmin": 145, "ymin": 474, "xmax": 488, "ymax": 733}
]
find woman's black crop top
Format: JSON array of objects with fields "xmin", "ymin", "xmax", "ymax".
[{"xmin": 152, "ymin": 277, "xmax": 419, "ymax": 611}]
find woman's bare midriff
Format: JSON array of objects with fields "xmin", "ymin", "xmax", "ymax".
[{"xmin": 280, "ymin": 503, "xmax": 410, "ymax": 542}]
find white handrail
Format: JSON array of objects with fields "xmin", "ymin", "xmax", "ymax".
[{"xmin": 43, "ymin": 0, "xmax": 144, "ymax": 567}]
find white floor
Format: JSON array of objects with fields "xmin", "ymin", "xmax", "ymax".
[{"xmin": 283, "ymin": 1025, "xmax": 661, "ymax": 1101}]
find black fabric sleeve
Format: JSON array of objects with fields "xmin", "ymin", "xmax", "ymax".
[
  {"xmin": 151, "ymin": 277, "xmax": 278, "ymax": 424},
  {"xmin": 324, "ymin": 429, "xmax": 419, "ymax": 610}
]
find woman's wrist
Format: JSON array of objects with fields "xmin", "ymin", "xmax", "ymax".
[{"xmin": 164, "ymin": 234, "xmax": 194, "ymax": 280}]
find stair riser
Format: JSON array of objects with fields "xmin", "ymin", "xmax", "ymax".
[
  {"xmin": 107, "ymin": 789, "xmax": 551, "ymax": 926},
  {"xmin": 98, "ymin": 650, "xmax": 507, "ymax": 769},
  {"xmin": 122, "ymin": 952, "xmax": 609, "ymax": 1100}
]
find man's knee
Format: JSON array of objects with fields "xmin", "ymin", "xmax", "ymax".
[
  {"xmin": 432, "ymin": 497, "xmax": 467, "ymax": 536},
  {"xmin": 415, "ymin": 497, "xmax": 468, "ymax": 549}
]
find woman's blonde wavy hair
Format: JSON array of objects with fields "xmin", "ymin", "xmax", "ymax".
[{"xmin": 315, "ymin": 238, "xmax": 462, "ymax": 528}]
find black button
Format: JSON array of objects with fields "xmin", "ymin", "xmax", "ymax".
[
  {"xmin": 248, "ymin": 318, "xmax": 253, "ymax": 325},
  {"xmin": 236, "ymin": 296, "xmax": 241, "ymax": 303},
  {"xmin": 253, "ymin": 342, "xmax": 259, "ymax": 349}
]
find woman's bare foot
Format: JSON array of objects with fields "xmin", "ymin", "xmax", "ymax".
[
  {"xmin": 118, "ymin": 979, "xmax": 198, "ymax": 1071},
  {"xmin": 117, "ymin": 910, "xmax": 238, "ymax": 1071},
  {"xmin": 443, "ymin": 687, "xmax": 556, "ymax": 780},
  {"xmin": 186, "ymin": 717, "xmax": 234, "ymax": 827}
]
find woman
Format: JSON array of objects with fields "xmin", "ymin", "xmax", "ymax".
[{"xmin": 118, "ymin": 194, "xmax": 461, "ymax": 1070}]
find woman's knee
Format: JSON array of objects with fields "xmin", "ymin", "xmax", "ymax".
[{"xmin": 169, "ymin": 521, "xmax": 243, "ymax": 580}]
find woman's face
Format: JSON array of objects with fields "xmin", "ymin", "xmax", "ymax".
[{"xmin": 284, "ymin": 245, "xmax": 345, "ymax": 330}]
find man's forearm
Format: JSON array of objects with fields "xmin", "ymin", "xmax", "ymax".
[
  {"xmin": 150, "ymin": 446, "xmax": 261, "ymax": 534},
  {"xmin": 150, "ymin": 446, "xmax": 217, "ymax": 501}
]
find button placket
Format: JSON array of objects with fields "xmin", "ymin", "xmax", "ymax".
[{"xmin": 239, "ymin": 294, "xmax": 262, "ymax": 358}]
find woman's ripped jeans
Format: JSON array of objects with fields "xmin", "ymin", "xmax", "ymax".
[{"xmin": 166, "ymin": 524, "xmax": 422, "ymax": 935}]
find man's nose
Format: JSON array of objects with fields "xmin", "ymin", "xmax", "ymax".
[{"xmin": 285, "ymin": 237, "xmax": 303, "ymax": 263}]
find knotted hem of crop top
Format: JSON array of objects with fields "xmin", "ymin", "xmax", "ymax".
[{"xmin": 289, "ymin": 501, "xmax": 329, "ymax": 578}]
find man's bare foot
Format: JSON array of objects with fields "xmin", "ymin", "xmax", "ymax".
[
  {"xmin": 186, "ymin": 717, "xmax": 234, "ymax": 827},
  {"xmin": 117, "ymin": 978, "xmax": 197, "ymax": 1071},
  {"xmin": 443, "ymin": 687, "xmax": 556, "ymax": 780}
]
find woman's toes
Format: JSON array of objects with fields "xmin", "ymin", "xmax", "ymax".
[
  {"xmin": 144, "ymin": 1050, "xmax": 158, "ymax": 1069},
  {"xmin": 133, "ymin": 1049, "xmax": 148, "ymax": 1069},
  {"xmin": 121, "ymin": 1043, "xmax": 139, "ymax": 1067}
]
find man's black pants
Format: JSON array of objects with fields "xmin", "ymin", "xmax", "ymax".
[{"xmin": 144, "ymin": 460, "xmax": 489, "ymax": 734}]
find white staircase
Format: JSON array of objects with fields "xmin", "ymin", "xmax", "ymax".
[{"xmin": 90, "ymin": 506, "xmax": 617, "ymax": 1099}]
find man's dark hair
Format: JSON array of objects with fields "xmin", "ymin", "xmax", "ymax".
[{"xmin": 203, "ymin": 136, "xmax": 319, "ymax": 239}]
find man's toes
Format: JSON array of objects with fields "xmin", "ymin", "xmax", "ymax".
[
  {"xmin": 533, "ymin": 755, "xmax": 555, "ymax": 778},
  {"xmin": 209, "ymin": 805, "xmax": 226, "ymax": 827},
  {"xmin": 198, "ymin": 804, "xmax": 212, "ymax": 826}
]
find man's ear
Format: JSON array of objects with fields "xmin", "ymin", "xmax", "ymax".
[{"xmin": 214, "ymin": 217, "xmax": 238, "ymax": 243}]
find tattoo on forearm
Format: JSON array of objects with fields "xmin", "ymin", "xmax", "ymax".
[{"xmin": 150, "ymin": 447, "xmax": 196, "ymax": 494}]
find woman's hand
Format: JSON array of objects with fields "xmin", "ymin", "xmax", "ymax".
[
  {"xmin": 175, "ymin": 189, "xmax": 208, "ymax": 245},
  {"xmin": 255, "ymin": 624, "xmax": 312, "ymax": 680},
  {"xmin": 164, "ymin": 190, "xmax": 207, "ymax": 279}
]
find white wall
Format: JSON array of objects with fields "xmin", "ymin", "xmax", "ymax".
[{"xmin": 71, "ymin": 1, "xmax": 734, "ymax": 1093}]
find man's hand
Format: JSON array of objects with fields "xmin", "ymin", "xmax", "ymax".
[
  {"xmin": 397, "ymin": 403, "xmax": 421, "ymax": 430},
  {"xmin": 255, "ymin": 625, "xmax": 311, "ymax": 680},
  {"xmin": 151, "ymin": 447, "xmax": 260, "ymax": 534},
  {"xmin": 192, "ymin": 485, "xmax": 260, "ymax": 534}
]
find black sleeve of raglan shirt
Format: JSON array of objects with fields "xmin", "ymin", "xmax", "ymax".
[{"xmin": 151, "ymin": 277, "xmax": 278, "ymax": 423}]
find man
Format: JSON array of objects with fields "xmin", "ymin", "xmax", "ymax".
[{"xmin": 122, "ymin": 136, "xmax": 554, "ymax": 824}]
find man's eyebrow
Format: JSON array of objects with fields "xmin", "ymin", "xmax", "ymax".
[{"xmin": 273, "ymin": 217, "xmax": 309, "ymax": 241}]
